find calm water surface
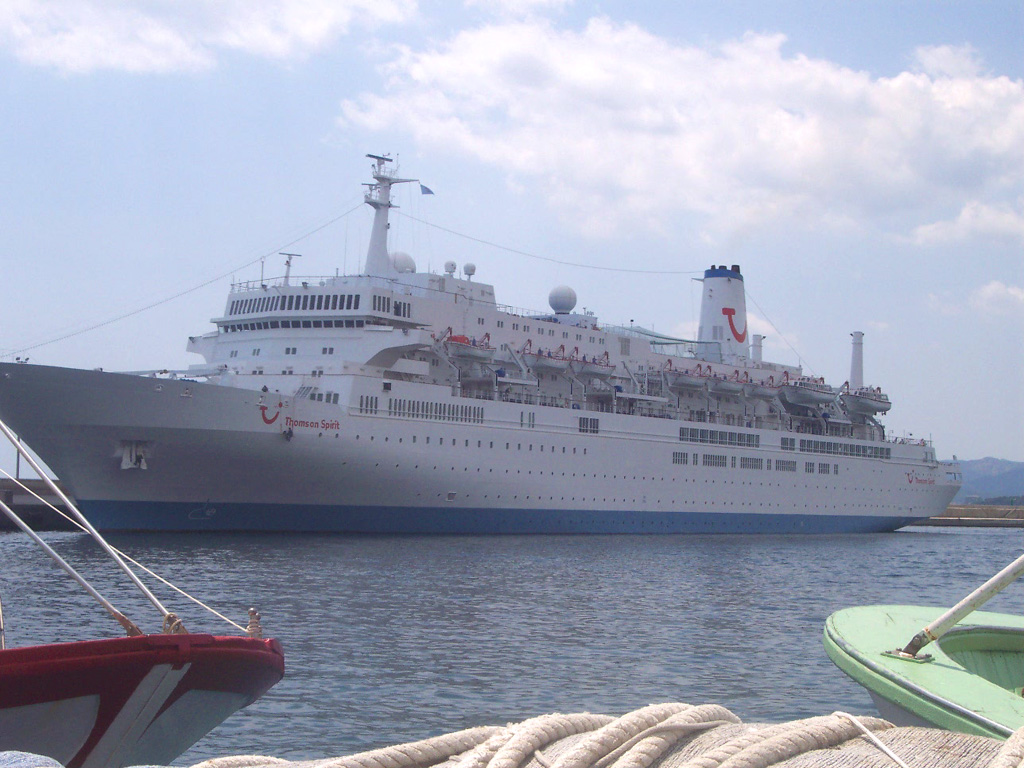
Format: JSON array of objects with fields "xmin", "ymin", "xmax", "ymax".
[{"xmin": 2, "ymin": 528, "xmax": 1022, "ymax": 764}]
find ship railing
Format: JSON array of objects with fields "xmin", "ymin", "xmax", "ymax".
[
  {"xmin": 889, "ymin": 436, "xmax": 932, "ymax": 447},
  {"xmin": 229, "ymin": 274, "xmax": 401, "ymax": 293}
]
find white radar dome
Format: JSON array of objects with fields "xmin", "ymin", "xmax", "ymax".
[
  {"xmin": 444, "ymin": 260, "xmax": 457, "ymax": 275},
  {"xmin": 390, "ymin": 251, "xmax": 416, "ymax": 273},
  {"xmin": 463, "ymin": 263, "xmax": 476, "ymax": 278},
  {"xmin": 549, "ymin": 285, "xmax": 577, "ymax": 314}
]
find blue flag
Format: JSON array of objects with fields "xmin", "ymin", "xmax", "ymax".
[{"xmin": 419, "ymin": 184, "xmax": 434, "ymax": 195}]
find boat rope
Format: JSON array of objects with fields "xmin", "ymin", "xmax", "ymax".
[
  {"xmin": 458, "ymin": 713, "xmax": 616, "ymax": 768},
  {"xmin": 675, "ymin": 713, "xmax": 895, "ymax": 767},
  {"xmin": 990, "ymin": 724, "xmax": 1024, "ymax": 768},
  {"xmin": 0, "ymin": 467, "xmax": 248, "ymax": 634},
  {"xmin": 0, "ymin": 418, "xmax": 180, "ymax": 629},
  {"xmin": 180, "ymin": 705, "xmax": 925, "ymax": 768},
  {"xmin": 394, "ymin": 211, "xmax": 704, "ymax": 276},
  {"xmin": 741, "ymin": 289, "xmax": 817, "ymax": 378},
  {"xmin": 0, "ymin": 492, "xmax": 143, "ymax": 637},
  {"xmin": 190, "ymin": 726, "xmax": 503, "ymax": 768},
  {"xmin": 2, "ymin": 200, "xmax": 365, "ymax": 360}
]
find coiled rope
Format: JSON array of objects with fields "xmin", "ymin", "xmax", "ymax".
[{"xmin": 181, "ymin": 703, "xmax": 1024, "ymax": 768}]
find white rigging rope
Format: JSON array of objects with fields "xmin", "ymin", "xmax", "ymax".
[
  {"xmin": 0, "ymin": 466, "xmax": 247, "ymax": 634},
  {"xmin": 2, "ymin": 201, "xmax": 366, "ymax": 361},
  {"xmin": 394, "ymin": 211, "xmax": 704, "ymax": 276}
]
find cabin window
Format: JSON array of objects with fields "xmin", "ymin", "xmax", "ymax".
[{"xmin": 316, "ymin": 295, "xmax": 324, "ymax": 310}]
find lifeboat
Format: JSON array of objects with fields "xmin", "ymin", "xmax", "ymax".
[
  {"xmin": 841, "ymin": 386, "xmax": 892, "ymax": 415},
  {"xmin": 778, "ymin": 375, "xmax": 836, "ymax": 406},
  {"xmin": 573, "ymin": 350, "xmax": 615, "ymax": 377},
  {"xmin": 708, "ymin": 369, "xmax": 744, "ymax": 394},
  {"xmin": 522, "ymin": 342, "xmax": 572, "ymax": 372},
  {"xmin": 446, "ymin": 332, "xmax": 495, "ymax": 361},
  {"xmin": 744, "ymin": 375, "xmax": 779, "ymax": 400},
  {"xmin": 662, "ymin": 361, "xmax": 705, "ymax": 390}
]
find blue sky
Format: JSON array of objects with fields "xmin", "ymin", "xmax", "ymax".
[{"xmin": 0, "ymin": 0, "xmax": 1022, "ymax": 469}]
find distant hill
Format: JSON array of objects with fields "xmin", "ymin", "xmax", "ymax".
[{"xmin": 953, "ymin": 457, "xmax": 1024, "ymax": 503}]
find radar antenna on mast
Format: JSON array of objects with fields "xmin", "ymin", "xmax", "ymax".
[
  {"xmin": 280, "ymin": 252, "xmax": 302, "ymax": 286},
  {"xmin": 363, "ymin": 152, "xmax": 417, "ymax": 277}
]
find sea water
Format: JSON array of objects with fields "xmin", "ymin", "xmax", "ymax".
[{"xmin": 1, "ymin": 527, "xmax": 1022, "ymax": 764}]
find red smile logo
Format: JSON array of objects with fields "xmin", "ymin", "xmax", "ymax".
[
  {"xmin": 260, "ymin": 403, "xmax": 282, "ymax": 425},
  {"xmin": 722, "ymin": 307, "xmax": 747, "ymax": 343}
]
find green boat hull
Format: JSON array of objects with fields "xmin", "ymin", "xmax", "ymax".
[{"xmin": 824, "ymin": 605, "xmax": 1024, "ymax": 739}]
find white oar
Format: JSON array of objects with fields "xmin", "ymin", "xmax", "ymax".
[{"xmin": 899, "ymin": 551, "xmax": 1024, "ymax": 657}]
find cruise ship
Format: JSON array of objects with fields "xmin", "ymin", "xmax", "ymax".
[{"xmin": 0, "ymin": 155, "xmax": 961, "ymax": 533}]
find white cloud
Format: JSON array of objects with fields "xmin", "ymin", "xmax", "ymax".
[
  {"xmin": 926, "ymin": 291, "xmax": 964, "ymax": 317},
  {"xmin": 464, "ymin": 0, "xmax": 572, "ymax": 19},
  {"xmin": 912, "ymin": 199, "xmax": 1024, "ymax": 245},
  {"xmin": 969, "ymin": 281, "xmax": 1024, "ymax": 316},
  {"xmin": 913, "ymin": 44, "xmax": 982, "ymax": 79},
  {"xmin": 0, "ymin": 0, "xmax": 416, "ymax": 73},
  {"xmin": 340, "ymin": 19, "xmax": 1024, "ymax": 239}
]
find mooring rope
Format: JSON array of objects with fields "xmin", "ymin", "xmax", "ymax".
[{"xmin": 176, "ymin": 704, "xmax": 950, "ymax": 768}]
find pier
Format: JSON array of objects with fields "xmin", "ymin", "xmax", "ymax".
[{"xmin": 0, "ymin": 478, "xmax": 73, "ymax": 530}]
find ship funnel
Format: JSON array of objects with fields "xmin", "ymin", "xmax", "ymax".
[
  {"xmin": 751, "ymin": 334, "xmax": 764, "ymax": 363},
  {"xmin": 850, "ymin": 331, "xmax": 864, "ymax": 390},
  {"xmin": 698, "ymin": 264, "xmax": 748, "ymax": 364}
]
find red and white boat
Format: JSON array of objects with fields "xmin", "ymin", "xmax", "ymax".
[
  {"xmin": 0, "ymin": 418, "xmax": 285, "ymax": 768},
  {"xmin": 0, "ymin": 632, "xmax": 284, "ymax": 768}
]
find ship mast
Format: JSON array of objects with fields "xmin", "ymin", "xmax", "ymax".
[{"xmin": 363, "ymin": 154, "xmax": 415, "ymax": 277}]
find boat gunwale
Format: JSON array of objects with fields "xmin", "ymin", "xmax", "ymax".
[{"xmin": 824, "ymin": 606, "xmax": 1021, "ymax": 739}]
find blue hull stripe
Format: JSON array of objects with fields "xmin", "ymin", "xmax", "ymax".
[{"xmin": 78, "ymin": 500, "xmax": 919, "ymax": 534}]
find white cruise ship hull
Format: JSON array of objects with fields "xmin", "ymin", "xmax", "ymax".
[{"xmin": 0, "ymin": 363, "xmax": 959, "ymax": 534}]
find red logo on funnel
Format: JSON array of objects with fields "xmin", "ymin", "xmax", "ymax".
[{"xmin": 722, "ymin": 308, "xmax": 747, "ymax": 343}]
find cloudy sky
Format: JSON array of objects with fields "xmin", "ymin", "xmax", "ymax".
[{"xmin": 0, "ymin": 0, "xmax": 1021, "ymax": 468}]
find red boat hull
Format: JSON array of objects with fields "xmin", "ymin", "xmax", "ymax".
[{"xmin": 0, "ymin": 633, "xmax": 284, "ymax": 768}]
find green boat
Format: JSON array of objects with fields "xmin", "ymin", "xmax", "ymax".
[{"xmin": 824, "ymin": 553, "xmax": 1024, "ymax": 739}]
